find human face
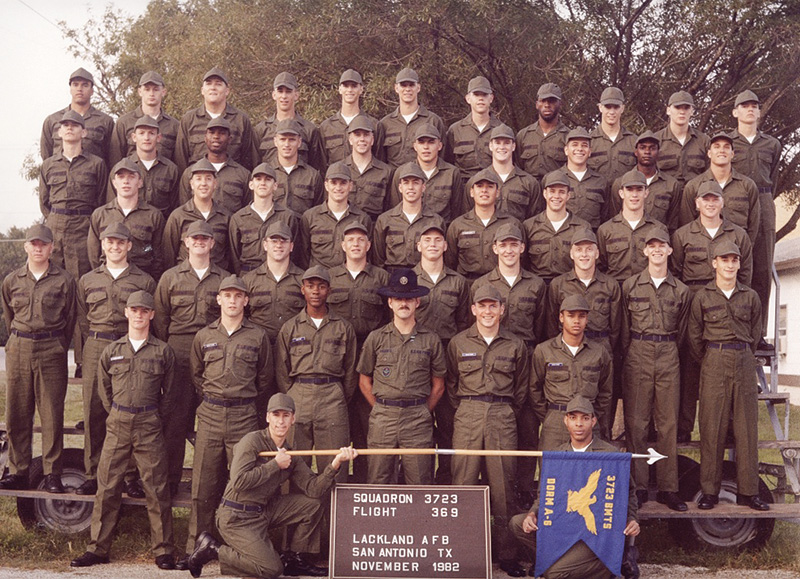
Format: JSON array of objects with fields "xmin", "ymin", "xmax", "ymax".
[
  {"xmin": 712, "ymin": 254, "xmax": 740, "ymax": 283},
  {"xmin": 125, "ymin": 306, "xmax": 155, "ymax": 331},
  {"xmin": 565, "ymin": 139, "xmax": 590, "ymax": 166},
  {"xmin": 272, "ymin": 86, "xmax": 299, "ymax": 113},
  {"xmin": 184, "ymin": 233, "xmax": 215, "ymax": 256},
  {"xmin": 471, "ymin": 299, "xmax": 504, "ymax": 330},
  {"xmin": 339, "ymin": 81, "xmax": 363, "ymax": 105},
  {"xmin": 598, "ymin": 103, "xmax": 624, "ymax": 127},
  {"xmin": 388, "ymin": 296, "xmax": 419, "ymax": 321},
  {"xmin": 559, "ymin": 309, "xmax": 588, "ymax": 339},
  {"xmin": 470, "ymin": 180, "xmax": 498, "ymax": 209},
  {"xmin": 138, "ymin": 82, "xmax": 166, "ymax": 108},
  {"xmin": 301, "ymin": 279, "xmax": 330, "ymax": 308},
  {"xmin": 666, "ymin": 103, "xmax": 693, "ymax": 127},
  {"xmin": 643, "ymin": 240, "xmax": 672, "ymax": 266},
  {"xmin": 348, "ymin": 129, "xmax": 374, "ymax": 155},
  {"xmin": 325, "ymin": 178, "xmax": 352, "ymax": 204},
  {"xmin": 70, "ymin": 79, "xmax": 93, "ymax": 106},
  {"xmin": 58, "ymin": 120, "xmax": 86, "ymax": 144},
  {"xmin": 399, "ymin": 177, "xmax": 425, "ymax": 204},
  {"xmin": 216, "ymin": 289, "xmax": 248, "ymax": 317},
  {"xmin": 268, "ymin": 409, "xmax": 296, "ymax": 440},
  {"xmin": 395, "ymin": 81, "xmax": 420, "ymax": 105},
  {"xmin": 341, "ymin": 232, "xmax": 370, "ymax": 260},
  {"xmin": 205, "ymin": 127, "xmax": 231, "ymax": 154},
  {"xmin": 695, "ymin": 194, "xmax": 723, "ymax": 219},
  {"xmin": 570, "ymin": 242, "xmax": 599, "ymax": 272},
  {"xmin": 543, "ymin": 185, "xmax": 570, "ymax": 212},
  {"xmin": 619, "ymin": 185, "xmax": 648, "ymax": 212},
  {"xmin": 417, "ymin": 231, "xmax": 446, "ymax": 261},
  {"xmin": 274, "ymin": 133, "xmax": 301, "ymax": 161},
  {"xmin": 634, "ymin": 140, "xmax": 659, "ymax": 168},
  {"xmin": 190, "ymin": 171, "xmax": 216, "ymax": 202},
  {"xmin": 201, "ymin": 77, "xmax": 229, "ymax": 106},
  {"xmin": 707, "ymin": 140, "xmax": 733, "ymax": 167},
  {"xmin": 264, "ymin": 236, "xmax": 293, "ymax": 261},
  {"xmin": 112, "ymin": 169, "xmax": 142, "ymax": 200},
  {"xmin": 564, "ymin": 411, "xmax": 596, "ymax": 445},
  {"xmin": 466, "ymin": 91, "xmax": 493, "ymax": 114},
  {"xmin": 536, "ymin": 97, "xmax": 561, "ymax": 123},
  {"xmin": 131, "ymin": 127, "xmax": 161, "ymax": 154},
  {"xmin": 489, "ymin": 137, "xmax": 515, "ymax": 163},
  {"xmin": 249, "ymin": 174, "xmax": 277, "ymax": 200},
  {"xmin": 493, "ymin": 238, "xmax": 524, "ymax": 268},
  {"xmin": 413, "ymin": 137, "xmax": 441, "ymax": 163},
  {"xmin": 733, "ymin": 102, "xmax": 761, "ymax": 125},
  {"xmin": 101, "ymin": 236, "xmax": 132, "ymax": 265},
  {"xmin": 24, "ymin": 239, "xmax": 53, "ymax": 266}
]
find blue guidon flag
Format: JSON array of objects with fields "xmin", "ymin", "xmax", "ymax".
[{"xmin": 535, "ymin": 451, "xmax": 631, "ymax": 577}]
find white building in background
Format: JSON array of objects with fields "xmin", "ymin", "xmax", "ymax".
[{"xmin": 770, "ymin": 237, "xmax": 800, "ymax": 386}]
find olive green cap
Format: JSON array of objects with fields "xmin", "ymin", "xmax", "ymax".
[
  {"xmin": 709, "ymin": 131, "xmax": 734, "ymax": 146},
  {"xmin": 342, "ymin": 222, "xmax": 369, "ymax": 236},
  {"xmin": 734, "ymin": 89, "xmax": 760, "ymax": 107},
  {"xmin": 696, "ymin": 181, "xmax": 723, "ymax": 198},
  {"xmin": 190, "ymin": 158, "xmax": 217, "ymax": 175},
  {"xmin": 572, "ymin": 228, "xmax": 597, "ymax": 245},
  {"xmin": 339, "ymin": 69, "xmax": 363, "ymax": 85},
  {"xmin": 203, "ymin": 67, "xmax": 229, "ymax": 85},
  {"xmin": 493, "ymin": 223, "xmax": 524, "ymax": 243},
  {"xmin": 490, "ymin": 124, "xmax": 515, "ymax": 141},
  {"xmin": 566, "ymin": 396, "xmax": 594, "ymax": 415},
  {"xmin": 138, "ymin": 71, "xmax": 164, "ymax": 86},
  {"xmin": 100, "ymin": 222, "xmax": 131, "ymax": 241},
  {"xmin": 713, "ymin": 240, "xmax": 741, "ymax": 258},
  {"xmin": 275, "ymin": 119, "xmax": 302, "ymax": 136},
  {"xmin": 268, "ymin": 393, "xmax": 295, "ymax": 413},
  {"xmin": 566, "ymin": 127, "xmax": 591, "ymax": 142},
  {"xmin": 620, "ymin": 169, "xmax": 647, "ymax": 188},
  {"xmin": 26, "ymin": 224, "xmax": 53, "ymax": 243},
  {"xmin": 644, "ymin": 229, "xmax": 670, "ymax": 244},
  {"xmin": 467, "ymin": 76, "xmax": 492, "ymax": 94},
  {"xmin": 537, "ymin": 83, "xmax": 562, "ymax": 100},
  {"xmin": 218, "ymin": 274, "xmax": 248, "ymax": 294},
  {"xmin": 396, "ymin": 67, "xmax": 419, "ymax": 83},
  {"xmin": 206, "ymin": 117, "xmax": 232, "ymax": 132},
  {"xmin": 560, "ymin": 294, "xmax": 590, "ymax": 312},
  {"xmin": 111, "ymin": 157, "xmax": 142, "ymax": 178},
  {"xmin": 414, "ymin": 123, "xmax": 441, "ymax": 141},
  {"xmin": 274, "ymin": 71, "xmax": 298, "ymax": 90},
  {"xmin": 467, "ymin": 168, "xmax": 501, "ymax": 190},
  {"xmin": 395, "ymin": 162, "xmax": 427, "ymax": 182},
  {"xmin": 543, "ymin": 170, "xmax": 570, "ymax": 189},
  {"xmin": 668, "ymin": 90, "xmax": 694, "ymax": 106},
  {"xmin": 251, "ymin": 162, "xmax": 277, "ymax": 180},
  {"xmin": 599, "ymin": 86, "xmax": 624, "ymax": 106},
  {"xmin": 265, "ymin": 221, "xmax": 293, "ymax": 240},
  {"xmin": 473, "ymin": 284, "xmax": 504, "ymax": 304},
  {"xmin": 635, "ymin": 130, "xmax": 660, "ymax": 147},
  {"xmin": 60, "ymin": 110, "xmax": 85, "ymax": 128},
  {"xmin": 346, "ymin": 115, "xmax": 375, "ymax": 134},
  {"xmin": 302, "ymin": 265, "xmax": 331, "ymax": 283},
  {"xmin": 69, "ymin": 67, "xmax": 94, "ymax": 85},
  {"xmin": 126, "ymin": 290, "xmax": 155, "ymax": 310},
  {"xmin": 325, "ymin": 161, "xmax": 352, "ymax": 181},
  {"xmin": 185, "ymin": 220, "xmax": 215, "ymax": 238},
  {"xmin": 133, "ymin": 116, "xmax": 160, "ymax": 131}
]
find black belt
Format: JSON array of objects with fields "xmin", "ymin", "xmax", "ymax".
[
  {"xmin": 584, "ymin": 330, "xmax": 610, "ymax": 339},
  {"xmin": 707, "ymin": 342, "xmax": 748, "ymax": 351},
  {"xmin": 686, "ymin": 279, "xmax": 711, "ymax": 286},
  {"xmin": 112, "ymin": 402, "xmax": 158, "ymax": 414},
  {"xmin": 89, "ymin": 330, "xmax": 124, "ymax": 341},
  {"xmin": 240, "ymin": 263, "xmax": 257, "ymax": 272},
  {"xmin": 10, "ymin": 329, "xmax": 63, "ymax": 340},
  {"xmin": 375, "ymin": 397, "xmax": 427, "ymax": 408},
  {"xmin": 631, "ymin": 332, "xmax": 676, "ymax": 342},
  {"xmin": 295, "ymin": 377, "xmax": 339, "ymax": 385},
  {"xmin": 548, "ymin": 403, "xmax": 568, "ymax": 411},
  {"xmin": 220, "ymin": 498, "xmax": 264, "ymax": 513},
  {"xmin": 758, "ymin": 187, "xmax": 773, "ymax": 195},
  {"xmin": 203, "ymin": 395, "xmax": 256, "ymax": 407},
  {"xmin": 50, "ymin": 207, "xmax": 93, "ymax": 216},
  {"xmin": 462, "ymin": 395, "xmax": 514, "ymax": 404}
]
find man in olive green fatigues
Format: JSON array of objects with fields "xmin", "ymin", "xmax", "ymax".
[
  {"xmin": 654, "ymin": 90, "xmax": 709, "ymax": 188},
  {"xmin": 516, "ymin": 83, "xmax": 570, "ymax": 182}
]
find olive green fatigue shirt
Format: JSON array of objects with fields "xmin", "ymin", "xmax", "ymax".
[
  {"xmin": 389, "ymin": 159, "xmax": 463, "ymax": 224},
  {"xmin": 191, "ymin": 318, "xmax": 273, "ymax": 401},
  {"xmin": 327, "ymin": 264, "xmax": 390, "ymax": 341},
  {"xmin": 275, "ymin": 309, "xmax": 358, "ymax": 399},
  {"xmin": 179, "ymin": 157, "xmax": 252, "ymax": 215},
  {"xmin": 620, "ymin": 269, "xmax": 691, "ymax": 352},
  {"xmin": 563, "ymin": 166, "xmax": 611, "ymax": 230},
  {"xmin": 176, "ymin": 104, "xmax": 256, "ymax": 174},
  {"xmin": 445, "ymin": 210, "xmax": 523, "ymax": 280},
  {"xmin": 529, "ymin": 336, "xmax": 613, "ymax": 432},
  {"xmin": 40, "ymin": 151, "xmax": 108, "ymax": 216},
  {"xmin": 78, "ymin": 264, "xmax": 156, "ymax": 338},
  {"xmin": 319, "ymin": 111, "xmax": 383, "ymax": 165},
  {"xmin": 377, "ymin": 106, "xmax": 446, "ymax": 169},
  {"xmin": 88, "ymin": 198, "xmax": 166, "ymax": 278},
  {"xmin": 272, "ymin": 160, "xmax": 324, "ymax": 215},
  {"xmin": 654, "ymin": 125, "xmax": 710, "ymax": 186},
  {"xmin": 597, "ymin": 213, "xmax": 669, "ymax": 282},
  {"xmin": 670, "ymin": 218, "xmax": 753, "ymax": 288},
  {"xmin": 445, "ymin": 325, "xmax": 530, "ymax": 410},
  {"xmin": 41, "ymin": 105, "xmax": 114, "ymax": 166},
  {"xmin": 344, "ymin": 154, "xmax": 394, "ymax": 221},
  {"xmin": 443, "ymin": 113, "xmax": 503, "ymax": 178},
  {"xmin": 522, "ymin": 211, "xmax": 592, "ymax": 282},
  {"xmin": 105, "ymin": 153, "xmax": 179, "ymax": 220},
  {"xmin": 546, "ymin": 269, "xmax": 622, "ymax": 350},
  {"xmin": 678, "ymin": 169, "xmax": 761, "ymax": 244},
  {"xmin": 463, "ymin": 166, "xmax": 543, "ymax": 222},
  {"xmin": 413, "ymin": 264, "xmax": 471, "ymax": 342},
  {"xmin": 588, "ymin": 125, "xmax": 637, "ymax": 183},
  {"xmin": 254, "ymin": 113, "xmax": 326, "ymax": 172},
  {"xmin": 729, "ymin": 129, "xmax": 782, "ymax": 196},
  {"xmin": 515, "ymin": 121, "xmax": 570, "ymax": 181},
  {"xmin": 610, "ymin": 169, "xmax": 682, "ymax": 231},
  {"xmin": 470, "ymin": 268, "xmax": 547, "ymax": 344},
  {"xmin": 98, "ymin": 334, "xmax": 176, "ymax": 417},
  {"xmin": 163, "ymin": 199, "xmax": 231, "ymax": 271},
  {"xmin": 228, "ymin": 202, "xmax": 300, "ymax": 274},
  {"xmin": 299, "ymin": 202, "xmax": 373, "ymax": 269},
  {"xmin": 372, "ymin": 205, "xmax": 445, "ymax": 268},
  {"xmin": 153, "ymin": 261, "xmax": 227, "ymax": 340},
  {"xmin": 109, "ymin": 106, "xmax": 179, "ymax": 167},
  {"xmin": 357, "ymin": 322, "xmax": 446, "ymax": 400},
  {"xmin": 243, "ymin": 263, "xmax": 305, "ymax": 342}
]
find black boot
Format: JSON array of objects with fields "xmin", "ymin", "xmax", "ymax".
[{"xmin": 187, "ymin": 531, "xmax": 220, "ymax": 578}]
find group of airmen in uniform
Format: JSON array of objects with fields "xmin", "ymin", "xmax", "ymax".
[{"xmin": 0, "ymin": 62, "xmax": 782, "ymax": 578}]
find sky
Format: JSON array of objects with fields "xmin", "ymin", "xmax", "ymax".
[{"xmin": 1, "ymin": 0, "xmax": 151, "ymax": 234}]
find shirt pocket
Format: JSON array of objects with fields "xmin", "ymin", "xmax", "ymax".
[
  {"xmin": 627, "ymin": 299, "xmax": 651, "ymax": 328},
  {"xmin": 232, "ymin": 346, "xmax": 259, "ymax": 381},
  {"xmin": 457, "ymin": 358, "xmax": 483, "ymax": 378},
  {"xmin": 202, "ymin": 348, "xmax": 226, "ymax": 379}
]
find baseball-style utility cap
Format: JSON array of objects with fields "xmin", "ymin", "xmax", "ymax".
[
  {"xmin": 275, "ymin": 119, "xmax": 302, "ymax": 136},
  {"xmin": 696, "ymin": 181, "xmax": 724, "ymax": 198},
  {"xmin": 268, "ymin": 393, "xmax": 296, "ymax": 413},
  {"xmin": 346, "ymin": 115, "xmax": 375, "ymax": 134},
  {"xmin": 493, "ymin": 223, "xmax": 524, "ymax": 243},
  {"xmin": 326, "ymin": 161, "xmax": 352, "ymax": 181},
  {"xmin": 734, "ymin": 90, "xmax": 760, "ymax": 107},
  {"xmin": 339, "ymin": 69, "xmax": 363, "ymax": 84},
  {"xmin": 26, "ymin": 224, "xmax": 53, "ymax": 243},
  {"xmin": 396, "ymin": 67, "xmax": 420, "ymax": 83},
  {"xmin": 302, "ymin": 265, "xmax": 331, "ymax": 283},
  {"xmin": 133, "ymin": 116, "xmax": 160, "ymax": 131},
  {"xmin": 190, "ymin": 158, "xmax": 217, "ymax": 175},
  {"xmin": 566, "ymin": 127, "xmax": 591, "ymax": 142},
  {"xmin": 419, "ymin": 223, "xmax": 446, "ymax": 236},
  {"xmin": 415, "ymin": 123, "xmax": 441, "ymax": 141},
  {"xmin": 467, "ymin": 76, "xmax": 492, "ymax": 94},
  {"xmin": 265, "ymin": 221, "xmax": 293, "ymax": 240},
  {"xmin": 185, "ymin": 220, "xmax": 215, "ymax": 238},
  {"xmin": 537, "ymin": 83, "xmax": 562, "ymax": 100},
  {"xmin": 274, "ymin": 71, "xmax": 298, "ymax": 90},
  {"xmin": 644, "ymin": 229, "xmax": 670, "ymax": 244},
  {"xmin": 572, "ymin": 228, "xmax": 598, "ymax": 245},
  {"xmin": 620, "ymin": 169, "xmax": 647, "ymax": 188},
  {"xmin": 111, "ymin": 158, "xmax": 142, "ymax": 177},
  {"xmin": 203, "ymin": 67, "xmax": 229, "ymax": 85},
  {"xmin": 709, "ymin": 131, "xmax": 734, "ymax": 146},
  {"xmin": 377, "ymin": 268, "xmax": 430, "ymax": 299},
  {"xmin": 61, "ymin": 110, "xmax": 85, "ymax": 128},
  {"xmin": 342, "ymin": 222, "xmax": 370, "ymax": 236},
  {"xmin": 251, "ymin": 163, "xmax": 277, "ymax": 180},
  {"xmin": 100, "ymin": 222, "xmax": 131, "ymax": 240},
  {"xmin": 668, "ymin": 90, "xmax": 694, "ymax": 106},
  {"xmin": 600, "ymin": 87, "xmax": 624, "ymax": 105},
  {"xmin": 473, "ymin": 284, "xmax": 504, "ymax": 304},
  {"xmin": 395, "ymin": 162, "xmax": 427, "ymax": 182},
  {"xmin": 138, "ymin": 71, "xmax": 164, "ymax": 86},
  {"xmin": 560, "ymin": 294, "xmax": 591, "ymax": 312},
  {"xmin": 69, "ymin": 68, "xmax": 94, "ymax": 84},
  {"xmin": 218, "ymin": 274, "xmax": 248, "ymax": 293},
  {"xmin": 713, "ymin": 241, "xmax": 741, "ymax": 258},
  {"xmin": 126, "ymin": 290, "xmax": 155, "ymax": 310},
  {"xmin": 566, "ymin": 396, "xmax": 595, "ymax": 415},
  {"xmin": 635, "ymin": 130, "xmax": 660, "ymax": 147},
  {"xmin": 207, "ymin": 117, "xmax": 232, "ymax": 132},
  {"xmin": 467, "ymin": 168, "xmax": 501, "ymax": 190},
  {"xmin": 490, "ymin": 124, "xmax": 515, "ymax": 141},
  {"xmin": 543, "ymin": 170, "xmax": 570, "ymax": 188}
]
